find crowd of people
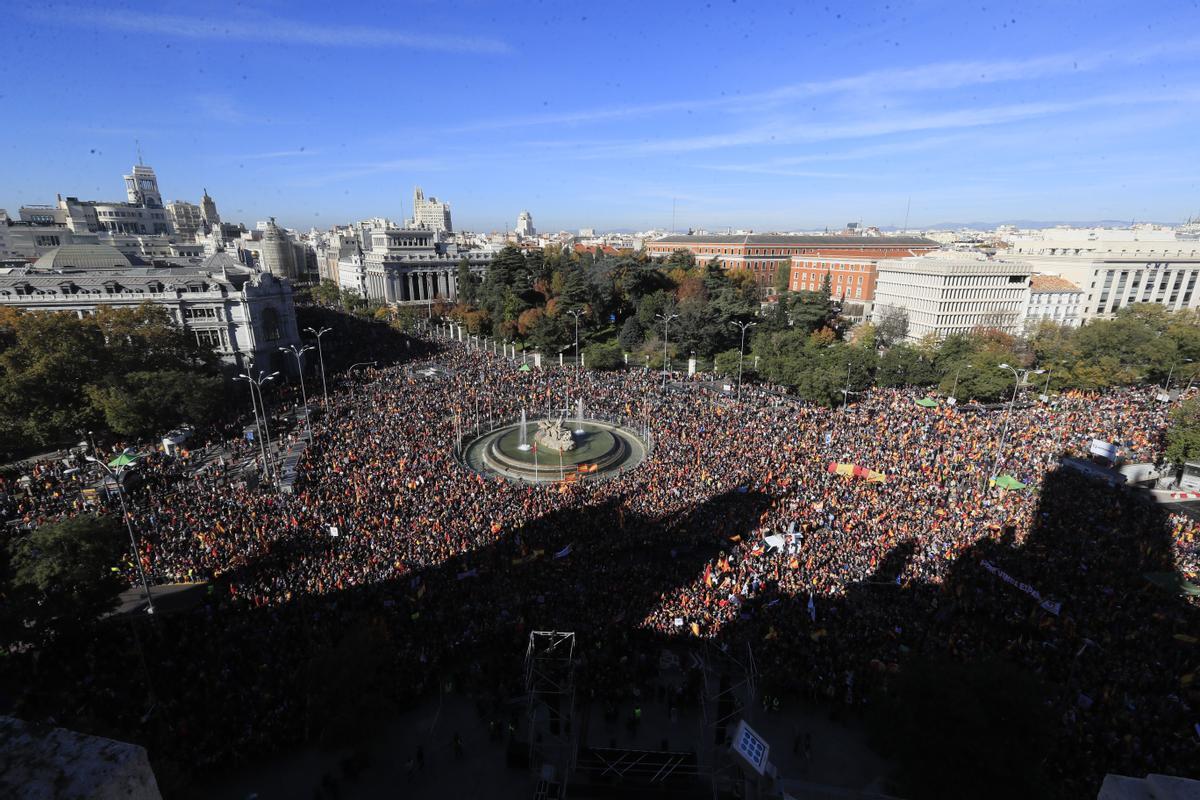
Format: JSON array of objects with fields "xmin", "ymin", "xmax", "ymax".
[{"xmin": 4, "ymin": 330, "xmax": 1199, "ymax": 797}]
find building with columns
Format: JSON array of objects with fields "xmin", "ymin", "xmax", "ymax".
[
  {"xmin": 347, "ymin": 226, "xmax": 494, "ymax": 304},
  {"xmin": 1006, "ymin": 228, "xmax": 1200, "ymax": 321}
]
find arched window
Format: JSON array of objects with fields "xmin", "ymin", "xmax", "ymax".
[{"xmin": 262, "ymin": 307, "xmax": 282, "ymax": 341}]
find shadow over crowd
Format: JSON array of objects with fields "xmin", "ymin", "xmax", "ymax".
[{"xmin": 4, "ymin": 334, "xmax": 1199, "ymax": 797}]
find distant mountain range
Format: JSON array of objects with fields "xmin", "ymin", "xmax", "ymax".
[{"xmin": 882, "ymin": 220, "xmax": 1184, "ymax": 232}]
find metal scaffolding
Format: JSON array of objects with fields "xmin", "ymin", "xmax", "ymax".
[
  {"xmin": 700, "ymin": 640, "xmax": 759, "ymax": 800},
  {"xmin": 525, "ymin": 631, "xmax": 578, "ymax": 798}
]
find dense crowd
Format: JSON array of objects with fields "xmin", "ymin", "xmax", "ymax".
[{"xmin": 4, "ymin": 334, "xmax": 1199, "ymax": 796}]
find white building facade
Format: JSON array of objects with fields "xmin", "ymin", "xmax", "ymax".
[
  {"xmin": 347, "ymin": 227, "xmax": 494, "ymax": 304},
  {"xmin": 1008, "ymin": 228, "xmax": 1200, "ymax": 320},
  {"xmin": 0, "ymin": 247, "xmax": 301, "ymax": 371},
  {"xmin": 516, "ymin": 211, "xmax": 535, "ymax": 238},
  {"xmin": 871, "ymin": 253, "xmax": 1032, "ymax": 341},
  {"xmin": 1025, "ymin": 275, "xmax": 1084, "ymax": 329},
  {"xmin": 409, "ymin": 187, "xmax": 452, "ymax": 232}
]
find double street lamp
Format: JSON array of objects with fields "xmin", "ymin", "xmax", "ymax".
[
  {"xmin": 234, "ymin": 369, "xmax": 279, "ymax": 482},
  {"xmin": 729, "ymin": 320, "xmax": 756, "ymax": 401},
  {"xmin": 86, "ymin": 454, "xmax": 155, "ymax": 615},
  {"xmin": 566, "ymin": 308, "xmax": 585, "ymax": 376},
  {"xmin": 279, "ymin": 345, "xmax": 315, "ymax": 435},
  {"xmin": 656, "ymin": 312, "xmax": 679, "ymax": 390},
  {"xmin": 304, "ymin": 326, "xmax": 333, "ymax": 407},
  {"xmin": 990, "ymin": 363, "xmax": 1045, "ymax": 481},
  {"xmin": 346, "ymin": 361, "xmax": 377, "ymax": 401}
]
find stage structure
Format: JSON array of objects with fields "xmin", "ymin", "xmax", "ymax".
[
  {"xmin": 525, "ymin": 631, "xmax": 578, "ymax": 799},
  {"xmin": 700, "ymin": 640, "xmax": 763, "ymax": 799}
]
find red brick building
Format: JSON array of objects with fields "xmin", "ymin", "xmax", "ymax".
[
  {"xmin": 646, "ymin": 234, "xmax": 939, "ymax": 291},
  {"xmin": 789, "ymin": 255, "xmax": 879, "ymax": 302}
]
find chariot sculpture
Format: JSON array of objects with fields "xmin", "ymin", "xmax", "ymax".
[{"xmin": 535, "ymin": 414, "xmax": 576, "ymax": 452}]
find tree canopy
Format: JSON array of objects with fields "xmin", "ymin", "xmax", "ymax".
[
  {"xmin": 5, "ymin": 514, "xmax": 129, "ymax": 644},
  {"xmin": 0, "ymin": 304, "xmax": 223, "ymax": 454}
]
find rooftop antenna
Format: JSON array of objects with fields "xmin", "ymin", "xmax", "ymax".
[
  {"xmin": 903, "ymin": 196, "xmax": 911, "ymax": 231},
  {"xmin": 136, "ymin": 139, "xmax": 143, "ymax": 166}
]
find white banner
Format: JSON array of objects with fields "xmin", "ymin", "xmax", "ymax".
[{"xmin": 981, "ymin": 559, "xmax": 1061, "ymax": 615}]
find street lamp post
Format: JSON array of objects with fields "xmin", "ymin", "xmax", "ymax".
[
  {"xmin": 87, "ymin": 455, "xmax": 155, "ymax": 615},
  {"xmin": 1165, "ymin": 358, "xmax": 1194, "ymax": 392},
  {"xmin": 949, "ymin": 363, "xmax": 973, "ymax": 401},
  {"xmin": 304, "ymin": 326, "xmax": 333, "ymax": 407},
  {"xmin": 990, "ymin": 363, "xmax": 1045, "ymax": 481},
  {"xmin": 280, "ymin": 345, "xmax": 315, "ymax": 435},
  {"xmin": 841, "ymin": 361, "xmax": 855, "ymax": 411},
  {"xmin": 234, "ymin": 369, "xmax": 277, "ymax": 481},
  {"xmin": 730, "ymin": 320, "xmax": 756, "ymax": 401},
  {"xmin": 346, "ymin": 361, "xmax": 377, "ymax": 402},
  {"xmin": 567, "ymin": 308, "xmax": 584, "ymax": 376},
  {"xmin": 656, "ymin": 312, "xmax": 679, "ymax": 390}
]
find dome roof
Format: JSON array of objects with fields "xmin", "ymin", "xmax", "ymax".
[{"xmin": 32, "ymin": 244, "xmax": 133, "ymax": 272}]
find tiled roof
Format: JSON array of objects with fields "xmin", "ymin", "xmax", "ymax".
[{"xmin": 1029, "ymin": 275, "xmax": 1082, "ymax": 293}]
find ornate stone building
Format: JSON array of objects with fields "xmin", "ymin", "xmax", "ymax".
[{"xmin": 0, "ymin": 245, "xmax": 300, "ymax": 371}]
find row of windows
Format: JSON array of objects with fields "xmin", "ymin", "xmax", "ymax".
[
  {"xmin": 1095, "ymin": 268, "xmax": 1199, "ymax": 311},
  {"xmin": 194, "ymin": 329, "xmax": 228, "ymax": 349},
  {"xmin": 795, "ymin": 261, "xmax": 872, "ymax": 271}
]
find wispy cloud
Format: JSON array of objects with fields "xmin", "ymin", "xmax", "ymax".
[
  {"xmin": 289, "ymin": 158, "xmax": 446, "ymax": 187},
  {"xmin": 236, "ymin": 149, "xmax": 320, "ymax": 161},
  {"xmin": 570, "ymin": 89, "xmax": 1200, "ymax": 159},
  {"xmin": 195, "ymin": 93, "xmax": 251, "ymax": 125},
  {"xmin": 444, "ymin": 37, "xmax": 1200, "ymax": 133},
  {"xmin": 29, "ymin": 8, "xmax": 511, "ymax": 55}
]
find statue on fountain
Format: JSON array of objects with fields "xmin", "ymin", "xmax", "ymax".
[{"xmin": 535, "ymin": 414, "xmax": 576, "ymax": 452}]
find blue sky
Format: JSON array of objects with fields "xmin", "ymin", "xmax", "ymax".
[{"xmin": 3, "ymin": 0, "xmax": 1199, "ymax": 232}]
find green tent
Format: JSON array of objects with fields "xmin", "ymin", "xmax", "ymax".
[
  {"xmin": 915, "ymin": 398, "xmax": 939, "ymax": 408},
  {"xmin": 108, "ymin": 452, "xmax": 139, "ymax": 468},
  {"xmin": 991, "ymin": 474, "xmax": 1027, "ymax": 490},
  {"xmin": 1144, "ymin": 572, "xmax": 1200, "ymax": 597},
  {"xmin": 518, "ymin": 363, "xmax": 532, "ymax": 372}
]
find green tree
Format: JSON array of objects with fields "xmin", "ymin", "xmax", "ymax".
[
  {"xmin": 86, "ymin": 371, "xmax": 223, "ymax": 438},
  {"xmin": 874, "ymin": 305, "xmax": 910, "ymax": 348},
  {"xmin": 664, "ymin": 249, "xmax": 696, "ymax": 270},
  {"xmin": 713, "ymin": 348, "xmax": 744, "ymax": 377},
  {"xmin": 311, "ymin": 279, "xmax": 342, "ymax": 306},
  {"xmin": 456, "ymin": 257, "xmax": 478, "ymax": 305},
  {"xmin": 1166, "ymin": 398, "xmax": 1200, "ymax": 465},
  {"xmin": 618, "ymin": 316, "xmax": 645, "ymax": 351},
  {"xmin": 0, "ymin": 307, "xmax": 106, "ymax": 447},
  {"xmin": 877, "ymin": 343, "xmax": 936, "ymax": 387},
  {"xmin": 583, "ymin": 341, "xmax": 624, "ymax": 370},
  {"xmin": 787, "ymin": 290, "xmax": 832, "ymax": 334},
  {"xmin": 339, "ymin": 287, "xmax": 365, "ymax": 311},
  {"xmin": 772, "ymin": 261, "xmax": 791, "ymax": 295},
  {"xmin": 7, "ymin": 515, "xmax": 128, "ymax": 642}
]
